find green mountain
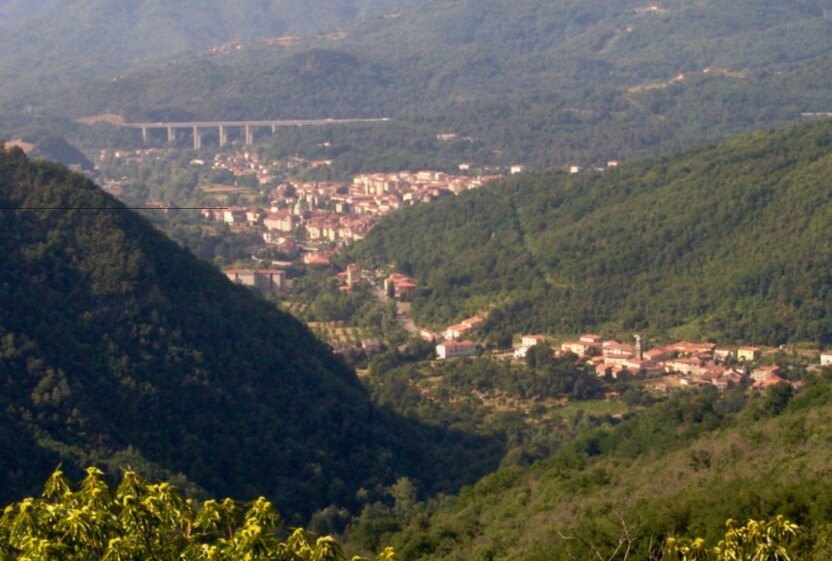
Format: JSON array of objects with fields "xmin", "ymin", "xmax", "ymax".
[
  {"xmin": 16, "ymin": 0, "xmax": 832, "ymax": 117},
  {"xmin": 0, "ymin": 146, "xmax": 499, "ymax": 517},
  {"xmin": 349, "ymin": 120, "xmax": 832, "ymax": 346},
  {"xmin": 339, "ymin": 0, "xmax": 832, "ymax": 99}
]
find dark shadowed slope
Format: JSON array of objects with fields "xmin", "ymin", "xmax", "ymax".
[{"xmin": 0, "ymin": 146, "xmax": 500, "ymax": 517}]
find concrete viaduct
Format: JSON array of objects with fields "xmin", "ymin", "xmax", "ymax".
[{"xmin": 123, "ymin": 118, "xmax": 391, "ymax": 149}]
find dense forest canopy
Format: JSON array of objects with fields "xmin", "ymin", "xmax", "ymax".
[
  {"xmin": 0, "ymin": 146, "xmax": 498, "ymax": 519},
  {"xmin": 350, "ymin": 120, "xmax": 832, "ymax": 345}
]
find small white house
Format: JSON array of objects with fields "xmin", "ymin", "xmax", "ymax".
[
  {"xmin": 821, "ymin": 352, "xmax": 832, "ymax": 367},
  {"xmin": 521, "ymin": 335, "xmax": 545, "ymax": 348}
]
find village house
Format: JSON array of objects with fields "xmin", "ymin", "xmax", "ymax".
[
  {"xmin": 514, "ymin": 336, "xmax": 545, "ymax": 358},
  {"xmin": 303, "ymin": 252, "xmax": 331, "ymax": 266},
  {"xmin": 664, "ymin": 357, "xmax": 709, "ymax": 377},
  {"xmin": 384, "ymin": 273, "xmax": 418, "ymax": 298},
  {"xmin": 436, "ymin": 340, "xmax": 478, "ymax": 359},
  {"xmin": 337, "ymin": 264, "xmax": 362, "ymax": 292},
  {"xmin": 263, "ymin": 211, "xmax": 295, "ymax": 232},
  {"xmin": 751, "ymin": 364, "xmax": 782, "ymax": 383},
  {"xmin": 222, "ymin": 208, "xmax": 247, "ymax": 226},
  {"xmin": 521, "ymin": 335, "xmax": 545, "ymax": 347},
  {"xmin": 737, "ymin": 346, "xmax": 762, "ymax": 362},
  {"xmin": 821, "ymin": 351, "xmax": 832, "ymax": 366},
  {"xmin": 602, "ymin": 341, "xmax": 638, "ymax": 360},
  {"xmin": 709, "ymin": 370, "xmax": 744, "ymax": 390},
  {"xmin": 752, "ymin": 373, "xmax": 790, "ymax": 390},
  {"xmin": 643, "ymin": 348, "xmax": 673, "ymax": 363},
  {"xmin": 561, "ymin": 334, "xmax": 603, "ymax": 357},
  {"xmin": 714, "ymin": 348, "xmax": 734, "ymax": 363},
  {"xmin": 443, "ymin": 316, "xmax": 484, "ymax": 340}
]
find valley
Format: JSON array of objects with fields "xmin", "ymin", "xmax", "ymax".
[{"xmin": 3, "ymin": 1, "xmax": 832, "ymax": 559}]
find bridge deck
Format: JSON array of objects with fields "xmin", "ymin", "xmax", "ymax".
[{"xmin": 124, "ymin": 118, "xmax": 390, "ymax": 128}]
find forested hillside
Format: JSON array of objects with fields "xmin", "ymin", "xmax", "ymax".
[
  {"xmin": 350, "ymin": 120, "xmax": 832, "ymax": 345},
  {"xmin": 362, "ymin": 375, "xmax": 832, "ymax": 560},
  {"xmin": 0, "ymin": 146, "xmax": 498, "ymax": 518},
  {"xmin": 7, "ymin": 0, "xmax": 832, "ymax": 118},
  {"xmin": 0, "ymin": 0, "xmax": 427, "ymax": 103}
]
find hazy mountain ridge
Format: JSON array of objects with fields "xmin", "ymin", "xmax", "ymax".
[
  {"xmin": 0, "ymin": 0, "xmax": 428, "ymax": 102},
  {"xmin": 6, "ymin": 0, "xmax": 832, "ymax": 119}
]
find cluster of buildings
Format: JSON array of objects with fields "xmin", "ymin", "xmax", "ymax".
[
  {"xmin": 201, "ymin": 166, "xmax": 504, "ymax": 248},
  {"xmin": 553, "ymin": 334, "xmax": 803, "ymax": 391},
  {"xmin": 210, "ymin": 151, "xmax": 280, "ymax": 185},
  {"xmin": 422, "ymin": 315, "xmax": 486, "ymax": 359}
]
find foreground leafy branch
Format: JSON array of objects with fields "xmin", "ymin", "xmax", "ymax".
[
  {"xmin": 0, "ymin": 468, "xmax": 395, "ymax": 561},
  {"xmin": 665, "ymin": 516, "xmax": 798, "ymax": 561}
]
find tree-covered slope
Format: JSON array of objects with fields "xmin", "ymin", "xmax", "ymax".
[
  {"xmin": 350, "ymin": 121, "xmax": 832, "ymax": 345},
  {"xmin": 0, "ymin": 0, "xmax": 427, "ymax": 95},
  {"xmin": 341, "ymin": 0, "xmax": 832, "ymax": 98},
  {"xmin": 371, "ymin": 377, "xmax": 832, "ymax": 560},
  {"xmin": 14, "ymin": 0, "xmax": 832, "ymax": 118},
  {"xmin": 0, "ymin": 146, "xmax": 499, "ymax": 517}
]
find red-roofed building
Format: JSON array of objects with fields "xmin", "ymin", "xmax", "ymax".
[
  {"xmin": 752, "ymin": 374, "xmax": 790, "ymax": 390},
  {"xmin": 436, "ymin": 340, "xmax": 478, "ymax": 359},
  {"xmin": 443, "ymin": 316, "xmax": 484, "ymax": 340},
  {"xmin": 304, "ymin": 252, "xmax": 331, "ymax": 266},
  {"xmin": 751, "ymin": 364, "xmax": 782, "ymax": 383}
]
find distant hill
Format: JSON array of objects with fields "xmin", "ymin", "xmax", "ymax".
[
  {"xmin": 28, "ymin": 135, "xmax": 94, "ymax": 170},
  {"xmin": 0, "ymin": 0, "xmax": 428, "ymax": 103},
  {"xmin": 0, "ymin": 146, "xmax": 499, "ymax": 516},
  {"xmin": 12, "ymin": 0, "xmax": 832, "ymax": 118},
  {"xmin": 349, "ymin": 120, "xmax": 832, "ymax": 345},
  {"xmin": 2, "ymin": 135, "xmax": 93, "ymax": 170}
]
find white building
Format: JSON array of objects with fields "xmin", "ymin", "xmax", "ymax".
[{"xmin": 436, "ymin": 340, "xmax": 478, "ymax": 359}]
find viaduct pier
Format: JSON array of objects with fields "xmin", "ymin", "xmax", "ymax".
[{"xmin": 123, "ymin": 118, "xmax": 391, "ymax": 149}]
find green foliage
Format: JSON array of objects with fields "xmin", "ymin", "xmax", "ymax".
[
  {"xmin": 666, "ymin": 516, "xmax": 798, "ymax": 561},
  {"xmin": 0, "ymin": 468, "xmax": 397, "ymax": 561},
  {"xmin": 350, "ymin": 121, "xmax": 832, "ymax": 344},
  {"xmin": 353, "ymin": 374, "xmax": 832, "ymax": 561}
]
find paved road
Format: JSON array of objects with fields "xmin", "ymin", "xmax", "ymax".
[{"xmin": 369, "ymin": 283, "xmax": 419, "ymax": 334}]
